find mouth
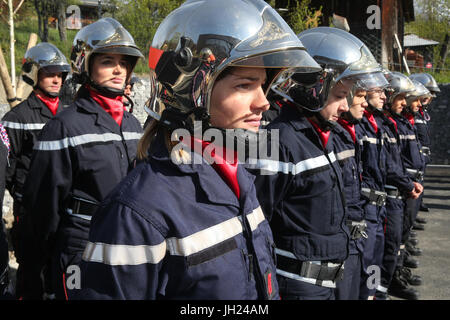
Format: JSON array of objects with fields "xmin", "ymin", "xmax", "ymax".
[
  {"xmin": 111, "ymin": 78, "xmax": 124, "ymax": 84},
  {"xmin": 244, "ymin": 117, "xmax": 262, "ymax": 127}
]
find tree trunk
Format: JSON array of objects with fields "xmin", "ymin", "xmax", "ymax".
[
  {"xmin": 57, "ymin": 1, "xmax": 67, "ymax": 42},
  {"xmin": 34, "ymin": 0, "xmax": 49, "ymax": 42}
]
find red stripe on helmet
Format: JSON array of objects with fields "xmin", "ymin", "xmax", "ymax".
[{"xmin": 148, "ymin": 47, "xmax": 164, "ymax": 70}]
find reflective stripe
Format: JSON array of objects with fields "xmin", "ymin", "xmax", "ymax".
[
  {"xmin": 415, "ymin": 119, "xmax": 426, "ymax": 124},
  {"xmin": 275, "ymin": 247, "xmax": 339, "ymax": 288},
  {"xmin": 399, "ymin": 134, "xmax": 416, "ymax": 141},
  {"xmin": 377, "ymin": 285, "xmax": 388, "ymax": 293},
  {"xmin": 168, "ymin": 206, "xmax": 265, "ymax": 257},
  {"xmin": 276, "ymin": 269, "xmax": 336, "ymax": 288},
  {"xmin": 382, "ymin": 133, "xmax": 397, "ymax": 144},
  {"xmin": 83, "ymin": 207, "xmax": 265, "ymax": 266},
  {"xmin": 82, "ymin": 241, "xmax": 167, "ymax": 266},
  {"xmin": 35, "ymin": 131, "xmax": 142, "ymax": 151},
  {"xmin": 360, "ymin": 136, "xmax": 380, "ymax": 145},
  {"xmin": 406, "ymin": 168, "xmax": 420, "ymax": 175},
  {"xmin": 66, "ymin": 209, "xmax": 92, "ymax": 221},
  {"xmin": 246, "ymin": 206, "xmax": 266, "ymax": 231},
  {"xmin": 247, "ymin": 152, "xmax": 336, "ymax": 175},
  {"xmin": 335, "ymin": 149, "xmax": 355, "ymax": 161},
  {"xmin": 167, "ymin": 216, "xmax": 244, "ymax": 257},
  {"xmin": 1, "ymin": 121, "xmax": 45, "ymax": 130}
]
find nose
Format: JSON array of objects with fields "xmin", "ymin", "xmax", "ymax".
[
  {"xmin": 340, "ymin": 98, "xmax": 349, "ymax": 112},
  {"xmin": 362, "ymin": 100, "xmax": 369, "ymax": 108},
  {"xmin": 251, "ymin": 86, "xmax": 270, "ymax": 114}
]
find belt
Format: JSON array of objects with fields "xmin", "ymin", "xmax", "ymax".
[
  {"xmin": 384, "ymin": 185, "xmax": 405, "ymax": 200},
  {"xmin": 66, "ymin": 197, "xmax": 99, "ymax": 219},
  {"xmin": 361, "ymin": 188, "xmax": 387, "ymax": 206},
  {"xmin": 406, "ymin": 168, "xmax": 424, "ymax": 181},
  {"xmin": 275, "ymin": 249, "xmax": 344, "ymax": 282},
  {"xmin": 421, "ymin": 146, "xmax": 431, "ymax": 156},
  {"xmin": 346, "ymin": 219, "xmax": 368, "ymax": 240}
]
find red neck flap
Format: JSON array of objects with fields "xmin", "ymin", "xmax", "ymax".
[
  {"xmin": 364, "ymin": 110, "xmax": 378, "ymax": 133},
  {"xmin": 308, "ymin": 118, "xmax": 331, "ymax": 149},
  {"xmin": 35, "ymin": 92, "xmax": 59, "ymax": 116},
  {"xmin": 337, "ymin": 118, "xmax": 356, "ymax": 143},
  {"xmin": 88, "ymin": 86, "xmax": 124, "ymax": 126},
  {"xmin": 189, "ymin": 136, "xmax": 240, "ymax": 199}
]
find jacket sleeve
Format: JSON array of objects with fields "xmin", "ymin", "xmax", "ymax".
[
  {"xmin": 79, "ymin": 198, "xmax": 166, "ymax": 300},
  {"xmin": 22, "ymin": 118, "xmax": 73, "ymax": 257},
  {"xmin": 383, "ymin": 141, "xmax": 415, "ymax": 193},
  {"xmin": 1, "ymin": 112, "xmax": 23, "ymax": 194},
  {"xmin": 251, "ymin": 141, "xmax": 293, "ymax": 222}
]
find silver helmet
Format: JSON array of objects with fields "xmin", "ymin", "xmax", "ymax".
[
  {"xmin": 406, "ymin": 79, "xmax": 431, "ymax": 106},
  {"xmin": 71, "ymin": 18, "xmax": 144, "ymax": 86},
  {"xmin": 22, "ymin": 42, "xmax": 71, "ymax": 88},
  {"xmin": 385, "ymin": 71, "xmax": 416, "ymax": 104},
  {"xmin": 409, "ymin": 73, "xmax": 440, "ymax": 97},
  {"xmin": 286, "ymin": 27, "xmax": 388, "ymax": 113},
  {"xmin": 146, "ymin": 0, "xmax": 321, "ymax": 129}
]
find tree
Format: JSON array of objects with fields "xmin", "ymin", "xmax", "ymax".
[
  {"xmin": 34, "ymin": 0, "xmax": 52, "ymax": 42},
  {"xmin": 405, "ymin": 0, "xmax": 450, "ymax": 72},
  {"xmin": 114, "ymin": 0, "xmax": 184, "ymax": 55},
  {"xmin": 56, "ymin": 0, "xmax": 67, "ymax": 42},
  {"xmin": 288, "ymin": 0, "xmax": 323, "ymax": 35}
]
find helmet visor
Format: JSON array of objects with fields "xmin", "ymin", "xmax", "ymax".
[
  {"xmin": 230, "ymin": 49, "xmax": 322, "ymax": 73},
  {"xmin": 353, "ymin": 72, "xmax": 389, "ymax": 91},
  {"xmin": 40, "ymin": 64, "xmax": 71, "ymax": 74},
  {"xmin": 93, "ymin": 45, "xmax": 144, "ymax": 59}
]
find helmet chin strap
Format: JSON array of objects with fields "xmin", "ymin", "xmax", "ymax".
[
  {"xmin": 34, "ymin": 85, "xmax": 60, "ymax": 98},
  {"xmin": 314, "ymin": 112, "xmax": 336, "ymax": 132},
  {"xmin": 88, "ymin": 78, "xmax": 124, "ymax": 98},
  {"xmin": 341, "ymin": 110, "xmax": 360, "ymax": 124}
]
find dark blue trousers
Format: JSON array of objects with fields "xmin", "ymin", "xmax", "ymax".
[
  {"xmin": 277, "ymin": 274, "xmax": 335, "ymax": 300},
  {"xmin": 359, "ymin": 204, "xmax": 386, "ymax": 299},
  {"xmin": 380, "ymin": 198, "xmax": 404, "ymax": 291},
  {"xmin": 335, "ymin": 251, "xmax": 362, "ymax": 300}
]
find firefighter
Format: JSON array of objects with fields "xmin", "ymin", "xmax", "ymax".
[
  {"xmin": 355, "ymin": 71, "xmax": 422, "ymax": 300},
  {"xmin": 409, "ymin": 73, "xmax": 440, "ymax": 215},
  {"xmin": 21, "ymin": 18, "xmax": 144, "ymax": 300},
  {"xmin": 1, "ymin": 42, "xmax": 71, "ymax": 299},
  {"xmin": 248, "ymin": 27, "xmax": 390, "ymax": 300},
  {"xmin": 378, "ymin": 72, "xmax": 424, "ymax": 300},
  {"xmin": 334, "ymin": 70, "xmax": 391, "ymax": 299},
  {"xmin": 383, "ymin": 73, "xmax": 429, "ymax": 299},
  {"xmin": 77, "ymin": 0, "xmax": 321, "ymax": 300},
  {"xmin": 0, "ymin": 123, "xmax": 12, "ymax": 299}
]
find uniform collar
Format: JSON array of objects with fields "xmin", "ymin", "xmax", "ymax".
[
  {"xmin": 149, "ymin": 134, "xmax": 255, "ymax": 209},
  {"xmin": 75, "ymin": 87, "xmax": 129, "ymax": 134},
  {"xmin": 28, "ymin": 91, "xmax": 61, "ymax": 118}
]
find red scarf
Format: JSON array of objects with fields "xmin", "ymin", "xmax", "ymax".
[
  {"xmin": 308, "ymin": 118, "xmax": 331, "ymax": 149},
  {"xmin": 189, "ymin": 137, "xmax": 240, "ymax": 199},
  {"xmin": 35, "ymin": 92, "xmax": 59, "ymax": 116},
  {"xmin": 405, "ymin": 112, "xmax": 415, "ymax": 126},
  {"xmin": 364, "ymin": 110, "xmax": 378, "ymax": 133},
  {"xmin": 337, "ymin": 118, "xmax": 356, "ymax": 143},
  {"xmin": 88, "ymin": 86, "xmax": 124, "ymax": 126},
  {"xmin": 387, "ymin": 116, "xmax": 398, "ymax": 132}
]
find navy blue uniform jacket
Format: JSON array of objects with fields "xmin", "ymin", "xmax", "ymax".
[{"xmin": 78, "ymin": 134, "xmax": 279, "ymax": 300}]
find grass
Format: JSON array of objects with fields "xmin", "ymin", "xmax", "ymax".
[{"xmin": 0, "ymin": 17, "xmax": 149, "ymax": 79}]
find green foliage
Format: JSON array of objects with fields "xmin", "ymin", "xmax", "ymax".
[
  {"xmin": 0, "ymin": 17, "xmax": 78, "ymax": 76},
  {"xmin": 405, "ymin": 0, "xmax": 450, "ymax": 81},
  {"xmin": 114, "ymin": 0, "xmax": 184, "ymax": 59},
  {"xmin": 288, "ymin": 0, "xmax": 322, "ymax": 34}
]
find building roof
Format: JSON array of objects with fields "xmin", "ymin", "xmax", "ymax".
[{"xmin": 404, "ymin": 34, "xmax": 440, "ymax": 47}]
